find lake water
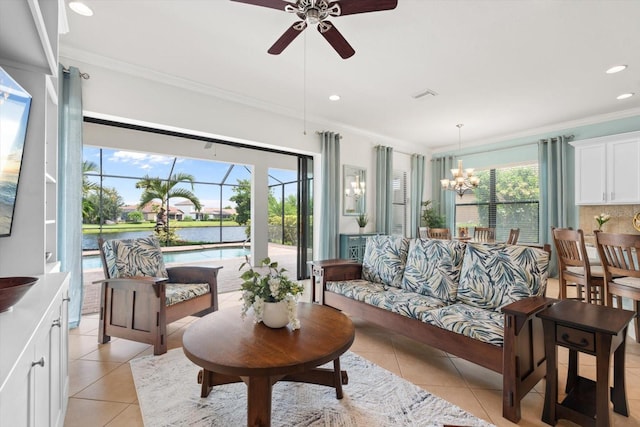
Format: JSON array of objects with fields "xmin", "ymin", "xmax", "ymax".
[
  {"xmin": 82, "ymin": 225, "xmax": 247, "ymax": 250},
  {"xmin": 83, "ymin": 245, "xmax": 250, "ymax": 270}
]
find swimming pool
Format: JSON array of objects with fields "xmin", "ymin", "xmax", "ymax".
[{"xmin": 83, "ymin": 246, "xmax": 250, "ymax": 270}]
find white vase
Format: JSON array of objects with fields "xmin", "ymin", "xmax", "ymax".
[{"xmin": 262, "ymin": 301, "xmax": 289, "ymax": 328}]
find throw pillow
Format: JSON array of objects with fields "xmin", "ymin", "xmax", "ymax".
[{"xmin": 362, "ymin": 235, "xmax": 409, "ymax": 288}]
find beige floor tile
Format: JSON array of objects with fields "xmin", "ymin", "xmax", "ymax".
[
  {"xmin": 396, "ymin": 352, "xmax": 467, "ymax": 387},
  {"xmin": 471, "ymin": 388, "xmax": 549, "ymax": 427},
  {"xmin": 391, "ymin": 333, "xmax": 448, "ymax": 358},
  {"xmin": 105, "ymin": 404, "xmax": 143, "ymax": 427},
  {"xmin": 353, "ymin": 351, "xmax": 401, "ymax": 376},
  {"xmin": 70, "ymin": 317, "xmax": 99, "ymax": 336},
  {"xmin": 450, "ymin": 357, "xmax": 504, "ymax": 390},
  {"xmin": 69, "ymin": 334, "xmax": 104, "ymax": 360},
  {"xmin": 350, "ymin": 329, "xmax": 395, "ymax": 353},
  {"xmin": 68, "ymin": 359, "xmax": 122, "ymax": 396},
  {"xmin": 74, "ymin": 363, "xmax": 138, "ymax": 403},
  {"xmin": 64, "ymin": 398, "xmax": 129, "ymax": 427},
  {"xmin": 80, "ymin": 338, "xmax": 151, "ymax": 363}
]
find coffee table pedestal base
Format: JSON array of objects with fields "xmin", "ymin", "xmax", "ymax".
[{"xmin": 197, "ymin": 358, "xmax": 349, "ymax": 427}]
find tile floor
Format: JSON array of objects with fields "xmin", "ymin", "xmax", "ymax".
[{"xmin": 64, "ymin": 279, "xmax": 640, "ymax": 426}]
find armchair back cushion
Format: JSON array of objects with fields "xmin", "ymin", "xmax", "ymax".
[
  {"xmin": 456, "ymin": 243, "xmax": 549, "ymax": 310},
  {"xmin": 102, "ymin": 236, "xmax": 169, "ymax": 279},
  {"xmin": 362, "ymin": 235, "xmax": 409, "ymax": 288},
  {"xmin": 401, "ymin": 238, "xmax": 466, "ymax": 302}
]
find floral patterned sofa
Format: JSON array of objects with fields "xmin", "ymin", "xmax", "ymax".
[{"xmin": 320, "ymin": 235, "xmax": 553, "ymax": 423}]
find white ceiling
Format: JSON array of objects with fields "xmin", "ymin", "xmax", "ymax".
[{"xmin": 59, "ymin": 0, "xmax": 640, "ymax": 151}]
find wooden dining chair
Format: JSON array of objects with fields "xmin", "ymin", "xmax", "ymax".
[
  {"xmin": 473, "ymin": 227, "xmax": 496, "ymax": 242},
  {"xmin": 506, "ymin": 228, "xmax": 520, "ymax": 245},
  {"xmin": 594, "ymin": 231, "xmax": 640, "ymax": 342},
  {"xmin": 551, "ymin": 227, "xmax": 605, "ymax": 304},
  {"xmin": 426, "ymin": 228, "xmax": 451, "ymax": 240}
]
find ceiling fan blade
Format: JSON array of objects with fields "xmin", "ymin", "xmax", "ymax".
[
  {"xmin": 332, "ymin": 0, "xmax": 398, "ymax": 16},
  {"xmin": 268, "ymin": 22, "xmax": 307, "ymax": 55},
  {"xmin": 229, "ymin": 0, "xmax": 291, "ymax": 11},
  {"xmin": 318, "ymin": 21, "xmax": 355, "ymax": 59}
]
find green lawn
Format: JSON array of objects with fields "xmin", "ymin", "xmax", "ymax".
[{"xmin": 82, "ymin": 220, "xmax": 242, "ymax": 234}]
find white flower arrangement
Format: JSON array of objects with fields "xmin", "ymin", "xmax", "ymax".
[
  {"xmin": 239, "ymin": 256, "xmax": 304, "ymax": 330},
  {"xmin": 594, "ymin": 213, "xmax": 611, "ymax": 230}
]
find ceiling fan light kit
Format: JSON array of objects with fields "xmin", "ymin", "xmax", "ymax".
[{"xmin": 231, "ymin": 0, "xmax": 398, "ymax": 59}]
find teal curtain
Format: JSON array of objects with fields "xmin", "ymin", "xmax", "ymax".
[
  {"xmin": 430, "ymin": 155, "xmax": 455, "ymax": 228},
  {"xmin": 320, "ymin": 132, "xmax": 341, "ymax": 259},
  {"xmin": 539, "ymin": 135, "xmax": 576, "ymax": 276},
  {"xmin": 375, "ymin": 146, "xmax": 393, "ymax": 234},
  {"xmin": 410, "ymin": 154, "xmax": 425, "ymax": 237},
  {"xmin": 58, "ymin": 65, "xmax": 84, "ymax": 328}
]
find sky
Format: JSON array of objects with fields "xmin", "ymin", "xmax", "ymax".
[{"xmin": 83, "ymin": 147, "xmax": 298, "ymax": 208}]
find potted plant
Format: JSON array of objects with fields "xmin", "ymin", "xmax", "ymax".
[
  {"xmin": 239, "ymin": 256, "xmax": 304, "ymax": 329},
  {"xmin": 356, "ymin": 213, "xmax": 368, "ymax": 233},
  {"xmin": 421, "ymin": 200, "xmax": 446, "ymax": 228}
]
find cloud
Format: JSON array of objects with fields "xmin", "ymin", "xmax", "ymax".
[{"xmin": 109, "ymin": 151, "xmax": 174, "ymax": 168}]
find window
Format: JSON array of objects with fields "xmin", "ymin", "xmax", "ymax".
[
  {"xmin": 455, "ymin": 163, "xmax": 539, "ymax": 243},
  {"xmin": 391, "ymin": 171, "xmax": 407, "ymax": 235}
]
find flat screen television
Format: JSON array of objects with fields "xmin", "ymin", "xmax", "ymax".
[{"xmin": 0, "ymin": 66, "xmax": 32, "ymax": 237}]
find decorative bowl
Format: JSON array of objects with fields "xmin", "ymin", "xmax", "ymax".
[{"xmin": 0, "ymin": 277, "xmax": 39, "ymax": 313}]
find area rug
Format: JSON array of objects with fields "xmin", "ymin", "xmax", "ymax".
[{"xmin": 130, "ymin": 348, "xmax": 495, "ymax": 427}]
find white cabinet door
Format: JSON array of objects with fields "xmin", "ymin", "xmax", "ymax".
[
  {"xmin": 574, "ymin": 143, "xmax": 606, "ymax": 204},
  {"xmin": 608, "ymin": 139, "xmax": 640, "ymax": 203}
]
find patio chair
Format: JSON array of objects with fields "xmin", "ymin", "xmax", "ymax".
[
  {"xmin": 551, "ymin": 227, "xmax": 605, "ymax": 304},
  {"xmin": 594, "ymin": 231, "xmax": 640, "ymax": 343},
  {"xmin": 96, "ymin": 236, "xmax": 221, "ymax": 355}
]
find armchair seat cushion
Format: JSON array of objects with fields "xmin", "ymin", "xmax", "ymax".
[
  {"xmin": 166, "ymin": 283, "xmax": 210, "ymax": 306},
  {"xmin": 420, "ymin": 303, "xmax": 505, "ymax": 347}
]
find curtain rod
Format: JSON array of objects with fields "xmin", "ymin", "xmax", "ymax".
[
  {"xmin": 373, "ymin": 144, "xmax": 413, "ymax": 156},
  {"xmin": 432, "ymin": 134, "xmax": 575, "ymax": 159},
  {"xmin": 61, "ymin": 66, "xmax": 90, "ymax": 80},
  {"xmin": 315, "ymin": 131, "xmax": 342, "ymax": 139}
]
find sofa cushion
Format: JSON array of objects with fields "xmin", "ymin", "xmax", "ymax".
[
  {"xmin": 326, "ymin": 279, "xmax": 446, "ymax": 319},
  {"xmin": 401, "ymin": 238, "xmax": 466, "ymax": 302},
  {"xmin": 420, "ymin": 303, "xmax": 505, "ymax": 347},
  {"xmin": 362, "ymin": 235, "xmax": 409, "ymax": 288},
  {"xmin": 326, "ymin": 280, "xmax": 391, "ymax": 310},
  {"xmin": 102, "ymin": 236, "xmax": 169, "ymax": 279},
  {"xmin": 166, "ymin": 283, "xmax": 210, "ymax": 306},
  {"xmin": 456, "ymin": 243, "xmax": 549, "ymax": 311}
]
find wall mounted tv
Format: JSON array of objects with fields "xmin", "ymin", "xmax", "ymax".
[{"xmin": 0, "ymin": 66, "xmax": 32, "ymax": 237}]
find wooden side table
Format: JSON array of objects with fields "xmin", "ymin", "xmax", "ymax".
[
  {"xmin": 308, "ymin": 259, "xmax": 360, "ymax": 304},
  {"xmin": 537, "ymin": 299, "xmax": 635, "ymax": 427}
]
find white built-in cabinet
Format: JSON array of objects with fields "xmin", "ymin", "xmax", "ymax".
[
  {"xmin": 570, "ymin": 131, "xmax": 640, "ymax": 205},
  {"xmin": 0, "ymin": 273, "xmax": 70, "ymax": 427}
]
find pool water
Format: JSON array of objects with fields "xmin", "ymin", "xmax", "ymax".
[{"xmin": 83, "ymin": 246, "xmax": 250, "ymax": 270}]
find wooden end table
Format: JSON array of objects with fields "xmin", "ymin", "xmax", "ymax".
[
  {"xmin": 537, "ymin": 299, "xmax": 635, "ymax": 427},
  {"xmin": 182, "ymin": 302, "xmax": 355, "ymax": 427},
  {"xmin": 308, "ymin": 259, "xmax": 360, "ymax": 304}
]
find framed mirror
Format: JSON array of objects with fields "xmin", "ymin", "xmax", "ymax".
[{"xmin": 343, "ymin": 165, "xmax": 366, "ymax": 216}]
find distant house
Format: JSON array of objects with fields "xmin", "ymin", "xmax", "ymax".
[
  {"xmin": 174, "ymin": 200, "xmax": 236, "ymax": 220},
  {"xmin": 121, "ymin": 203, "xmax": 184, "ymax": 222}
]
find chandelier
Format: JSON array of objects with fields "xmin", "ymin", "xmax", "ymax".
[{"xmin": 440, "ymin": 124, "xmax": 480, "ymax": 197}]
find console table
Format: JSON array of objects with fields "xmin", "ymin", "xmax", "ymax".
[
  {"xmin": 537, "ymin": 299, "xmax": 634, "ymax": 427},
  {"xmin": 339, "ymin": 233, "xmax": 377, "ymax": 263}
]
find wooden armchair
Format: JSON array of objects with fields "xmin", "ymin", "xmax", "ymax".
[{"xmin": 97, "ymin": 236, "xmax": 221, "ymax": 355}]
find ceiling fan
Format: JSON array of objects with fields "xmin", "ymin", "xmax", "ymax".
[{"xmin": 230, "ymin": 0, "xmax": 398, "ymax": 59}]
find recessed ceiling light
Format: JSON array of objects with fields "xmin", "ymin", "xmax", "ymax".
[
  {"xmin": 606, "ymin": 65, "xmax": 627, "ymax": 74},
  {"xmin": 617, "ymin": 93, "xmax": 634, "ymax": 100},
  {"xmin": 69, "ymin": 1, "xmax": 94, "ymax": 16},
  {"xmin": 329, "ymin": 94, "xmax": 340, "ymax": 101}
]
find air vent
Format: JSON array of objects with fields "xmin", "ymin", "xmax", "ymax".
[{"xmin": 412, "ymin": 88, "xmax": 438, "ymax": 99}]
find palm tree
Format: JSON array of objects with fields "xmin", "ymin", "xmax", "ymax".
[
  {"xmin": 82, "ymin": 160, "xmax": 99, "ymax": 222},
  {"xmin": 135, "ymin": 173, "xmax": 202, "ymax": 226}
]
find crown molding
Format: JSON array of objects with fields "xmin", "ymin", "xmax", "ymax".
[{"xmin": 59, "ymin": 46, "xmax": 411, "ymax": 149}]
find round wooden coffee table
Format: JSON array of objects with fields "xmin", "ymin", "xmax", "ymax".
[{"xmin": 182, "ymin": 302, "xmax": 355, "ymax": 427}]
